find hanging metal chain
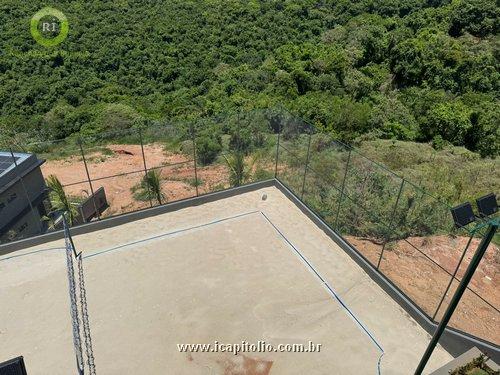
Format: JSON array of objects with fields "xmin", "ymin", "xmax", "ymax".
[
  {"xmin": 64, "ymin": 223, "xmax": 84, "ymax": 374},
  {"xmin": 78, "ymin": 255, "xmax": 96, "ymax": 375}
]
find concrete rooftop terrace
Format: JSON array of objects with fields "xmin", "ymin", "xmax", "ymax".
[{"xmin": 0, "ymin": 186, "xmax": 452, "ymax": 374}]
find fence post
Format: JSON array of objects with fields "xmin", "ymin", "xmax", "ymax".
[
  {"xmin": 300, "ymin": 131, "xmax": 312, "ymax": 200},
  {"xmin": 376, "ymin": 178, "xmax": 405, "ymax": 269},
  {"xmin": 190, "ymin": 123, "xmax": 199, "ymax": 196},
  {"xmin": 139, "ymin": 128, "xmax": 153, "ymax": 208},
  {"xmin": 78, "ymin": 139, "xmax": 100, "ymax": 221},
  {"xmin": 236, "ymin": 111, "xmax": 241, "ymax": 152},
  {"xmin": 334, "ymin": 148, "xmax": 351, "ymax": 230},
  {"xmin": 9, "ymin": 148, "xmax": 44, "ymax": 235},
  {"xmin": 274, "ymin": 125, "xmax": 281, "ymax": 179}
]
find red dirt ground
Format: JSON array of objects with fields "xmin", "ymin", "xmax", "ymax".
[
  {"xmin": 347, "ymin": 235, "xmax": 499, "ymax": 344},
  {"xmin": 41, "ymin": 144, "xmax": 230, "ymax": 216}
]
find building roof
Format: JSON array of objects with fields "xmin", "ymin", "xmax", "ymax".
[
  {"xmin": 0, "ymin": 151, "xmax": 45, "ymax": 195},
  {"xmin": 0, "ymin": 153, "xmax": 22, "ymax": 177},
  {"xmin": 0, "ymin": 155, "xmax": 19, "ymax": 175}
]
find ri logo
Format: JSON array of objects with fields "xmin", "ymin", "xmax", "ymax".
[
  {"xmin": 30, "ymin": 7, "xmax": 69, "ymax": 47},
  {"xmin": 42, "ymin": 22, "xmax": 58, "ymax": 32}
]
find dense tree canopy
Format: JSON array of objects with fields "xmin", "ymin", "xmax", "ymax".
[{"xmin": 0, "ymin": 0, "xmax": 498, "ymax": 156}]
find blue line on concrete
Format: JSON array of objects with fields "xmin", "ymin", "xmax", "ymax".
[
  {"xmin": 259, "ymin": 210, "xmax": 385, "ymax": 375},
  {"xmin": 82, "ymin": 210, "xmax": 260, "ymax": 259}
]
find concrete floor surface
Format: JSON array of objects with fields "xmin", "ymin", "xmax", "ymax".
[{"xmin": 0, "ymin": 187, "xmax": 452, "ymax": 374}]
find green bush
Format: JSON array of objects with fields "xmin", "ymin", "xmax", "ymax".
[
  {"xmin": 432, "ymin": 135, "xmax": 446, "ymax": 150},
  {"xmin": 42, "ymin": 103, "xmax": 84, "ymax": 140},
  {"xmin": 298, "ymin": 139, "xmax": 472, "ymax": 242},
  {"xmin": 253, "ymin": 167, "xmax": 274, "ymax": 182},
  {"xmin": 368, "ymin": 95, "xmax": 419, "ymax": 141},
  {"xmin": 79, "ymin": 103, "xmax": 140, "ymax": 138},
  {"xmin": 229, "ymin": 126, "xmax": 253, "ymax": 154},
  {"xmin": 180, "ymin": 140, "xmax": 194, "ymax": 157},
  {"xmin": 422, "ymin": 101, "xmax": 472, "ymax": 146},
  {"xmin": 196, "ymin": 134, "xmax": 222, "ymax": 165},
  {"xmin": 132, "ymin": 169, "xmax": 165, "ymax": 205}
]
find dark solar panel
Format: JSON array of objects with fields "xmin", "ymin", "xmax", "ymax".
[{"xmin": 0, "ymin": 155, "xmax": 18, "ymax": 175}]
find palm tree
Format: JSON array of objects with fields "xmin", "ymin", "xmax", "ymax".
[
  {"xmin": 46, "ymin": 174, "xmax": 78, "ymax": 225},
  {"xmin": 223, "ymin": 152, "xmax": 254, "ymax": 187},
  {"xmin": 143, "ymin": 169, "xmax": 165, "ymax": 205}
]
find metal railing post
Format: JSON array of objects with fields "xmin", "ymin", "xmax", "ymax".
[
  {"xmin": 191, "ymin": 123, "xmax": 199, "ymax": 196},
  {"xmin": 376, "ymin": 178, "xmax": 405, "ymax": 269},
  {"xmin": 274, "ymin": 126, "xmax": 281, "ymax": 179},
  {"xmin": 9, "ymin": 148, "xmax": 44, "ymax": 235},
  {"xmin": 78, "ymin": 139, "xmax": 100, "ymax": 221},
  {"xmin": 300, "ymin": 131, "xmax": 312, "ymax": 200},
  {"xmin": 139, "ymin": 128, "xmax": 153, "ymax": 208},
  {"xmin": 237, "ymin": 111, "xmax": 241, "ymax": 152},
  {"xmin": 334, "ymin": 149, "xmax": 351, "ymax": 230}
]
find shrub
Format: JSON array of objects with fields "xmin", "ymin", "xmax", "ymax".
[
  {"xmin": 422, "ymin": 101, "xmax": 472, "ymax": 145},
  {"xmin": 45, "ymin": 175, "xmax": 79, "ymax": 225},
  {"xmin": 229, "ymin": 126, "xmax": 252, "ymax": 154},
  {"xmin": 432, "ymin": 135, "xmax": 445, "ymax": 150},
  {"xmin": 196, "ymin": 134, "xmax": 222, "ymax": 165},
  {"xmin": 80, "ymin": 103, "xmax": 140, "ymax": 139},
  {"xmin": 180, "ymin": 140, "xmax": 194, "ymax": 157},
  {"xmin": 42, "ymin": 103, "xmax": 80, "ymax": 140},
  {"xmin": 223, "ymin": 152, "xmax": 256, "ymax": 187},
  {"xmin": 253, "ymin": 167, "xmax": 274, "ymax": 181}
]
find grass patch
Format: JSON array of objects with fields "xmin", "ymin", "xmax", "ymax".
[{"xmin": 184, "ymin": 177, "xmax": 203, "ymax": 187}]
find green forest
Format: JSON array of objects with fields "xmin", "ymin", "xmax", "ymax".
[{"xmin": 1, "ymin": 0, "xmax": 498, "ymax": 158}]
